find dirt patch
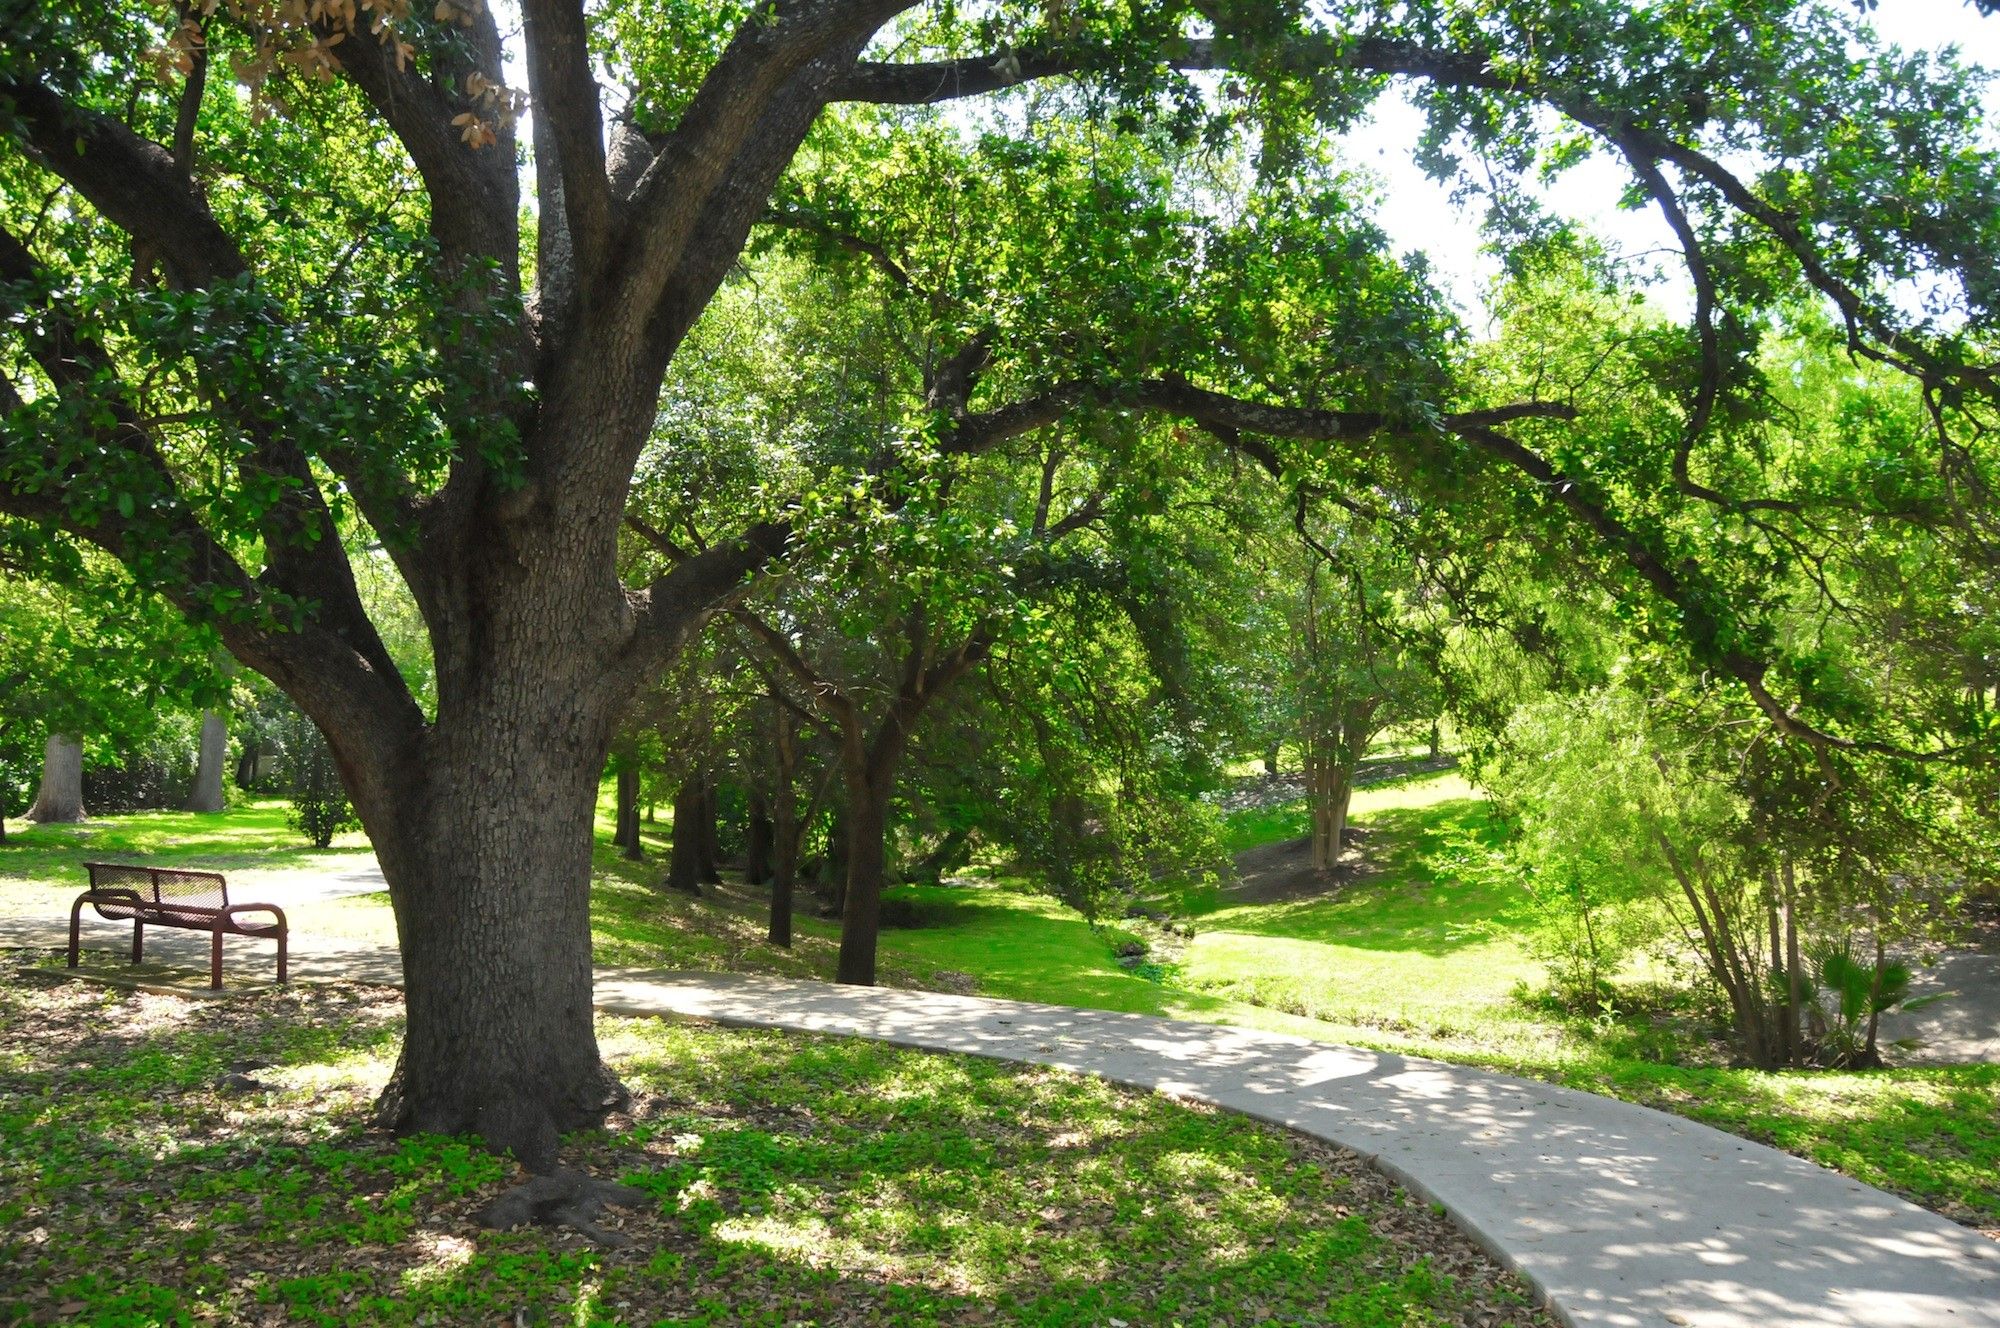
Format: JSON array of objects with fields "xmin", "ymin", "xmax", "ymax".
[
  {"xmin": 1227, "ymin": 828, "xmax": 1377, "ymax": 906},
  {"xmin": 1218, "ymin": 753, "xmax": 1456, "ymax": 814}
]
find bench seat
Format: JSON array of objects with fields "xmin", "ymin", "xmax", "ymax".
[{"xmin": 69, "ymin": 863, "xmax": 288, "ymax": 991}]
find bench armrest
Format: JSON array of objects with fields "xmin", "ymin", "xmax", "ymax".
[
  {"xmin": 218, "ymin": 903, "xmax": 288, "ymax": 929},
  {"xmin": 77, "ymin": 887, "xmax": 145, "ymax": 905}
]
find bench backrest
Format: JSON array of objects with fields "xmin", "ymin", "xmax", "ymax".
[{"xmin": 85, "ymin": 862, "xmax": 228, "ymax": 910}]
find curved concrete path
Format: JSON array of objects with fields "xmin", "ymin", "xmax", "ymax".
[
  {"xmin": 13, "ymin": 922, "xmax": 1999, "ymax": 1328},
  {"xmin": 602, "ymin": 971, "xmax": 2000, "ymax": 1328}
]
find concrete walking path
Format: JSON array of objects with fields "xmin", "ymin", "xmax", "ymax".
[
  {"xmin": 9, "ymin": 920, "xmax": 1999, "ymax": 1328},
  {"xmin": 603, "ymin": 971, "xmax": 2000, "ymax": 1328}
]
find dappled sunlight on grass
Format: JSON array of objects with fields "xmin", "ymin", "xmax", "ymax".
[{"xmin": 2, "ymin": 975, "xmax": 1552, "ymax": 1326}]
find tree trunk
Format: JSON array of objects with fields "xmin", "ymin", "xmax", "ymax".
[
  {"xmin": 185, "ymin": 711, "xmax": 228, "ymax": 812},
  {"xmin": 1307, "ymin": 757, "xmax": 1351, "ymax": 874},
  {"xmin": 26, "ymin": 733, "xmax": 85, "ymax": 823},
  {"xmin": 615, "ymin": 764, "xmax": 643, "ymax": 860},
  {"xmin": 836, "ymin": 772, "xmax": 894, "ymax": 986},
  {"xmin": 820, "ymin": 809, "xmax": 847, "ymax": 914},
  {"xmin": 908, "ymin": 826, "xmax": 969, "ymax": 885},
  {"xmin": 1428, "ymin": 720, "xmax": 1442, "ymax": 761},
  {"xmin": 698, "ymin": 778, "xmax": 724, "ymax": 883},
  {"xmin": 770, "ymin": 785, "xmax": 798, "ymax": 948},
  {"xmin": 365, "ymin": 684, "xmax": 625, "ymax": 1174},
  {"xmin": 666, "ymin": 777, "xmax": 704, "ymax": 895},
  {"xmin": 746, "ymin": 790, "xmax": 773, "ymax": 884}
]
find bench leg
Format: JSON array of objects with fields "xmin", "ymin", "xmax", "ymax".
[
  {"xmin": 210, "ymin": 929, "xmax": 223, "ymax": 991},
  {"xmin": 276, "ymin": 930, "xmax": 288, "ymax": 985},
  {"xmin": 68, "ymin": 900, "xmax": 83, "ymax": 970},
  {"xmin": 132, "ymin": 920, "xmax": 144, "ymax": 965}
]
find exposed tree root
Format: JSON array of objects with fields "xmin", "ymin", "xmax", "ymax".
[{"xmin": 474, "ymin": 1168, "xmax": 652, "ymax": 1247}]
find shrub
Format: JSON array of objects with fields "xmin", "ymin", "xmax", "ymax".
[{"xmin": 277, "ymin": 709, "xmax": 356, "ymax": 848}]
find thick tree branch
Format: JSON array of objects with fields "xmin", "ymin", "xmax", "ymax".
[
  {"xmin": 3, "ymin": 76, "xmax": 245, "ymax": 287},
  {"xmin": 521, "ymin": 0, "xmax": 611, "ymax": 284},
  {"xmin": 0, "ymin": 234, "xmax": 423, "ymax": 783},
  {"xmin": 618, "ymin": 521, "xmax": 791, "ymax": 690},
  {"xmin": 831, "ymin": 38, "xmax": 1218, "ymax": 104},
  {"xmin": 329, "ymin": 6, "xmax": 520, "ymax": 288},
  {"xmin": 619, "ymin": 2, "xmax": 912, "ymax": 343}
]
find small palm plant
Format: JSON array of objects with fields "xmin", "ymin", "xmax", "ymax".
[{"xmin": 1795, "ymin": 942, "xmax": 1950, "ymax": 1068}]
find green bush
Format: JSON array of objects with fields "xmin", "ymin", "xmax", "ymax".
[{"xmin": 277, "ymin": 709, "xmax": 356, "ymax": 848}]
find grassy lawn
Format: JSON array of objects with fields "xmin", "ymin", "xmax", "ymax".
[
  {"xmin": 0, "ymin": 974, "xmax": 1552, "ymax": 1327},
  {"xmin": 6, "ymin": 777, "xmax": 1996, "ymax": 1233},
  {"xmin": 0, "ymin": 802, "xmax": 374, "ymax": 907},
  {"xmin": 1194, "ymin": 779, "xmax": 2000, "ymax": 1230}
]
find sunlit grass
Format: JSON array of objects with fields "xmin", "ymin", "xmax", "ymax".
[{"xmin": 1, "ymin": 975, "xmax": 1548, "ymax": 1327}]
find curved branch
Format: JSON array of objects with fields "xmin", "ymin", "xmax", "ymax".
[
  {"xmin": 831, "ymin": 38, "xmax": 1218, "ymax": 104},
  {"xmin": 329, "ymin": 6, "xmax": 520, "ymax": 286},
  {"xmin": 2, "ymin": 76, "xmax": 245, "ymax": 287}
]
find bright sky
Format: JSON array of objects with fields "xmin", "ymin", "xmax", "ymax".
[{"xmin": 1347, "ymin": 0, "xmax": 2000, "ymax": 323}]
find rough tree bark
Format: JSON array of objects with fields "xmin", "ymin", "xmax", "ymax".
[
  {"xmin": 766, "ymin": 702, "xmax": 803, "ymax": 947},
  {"xmin": 185, "ymin": 711, "xmax": 228, "ymax": 813},
  {"xmin": 26, "ymin": 734, "xmax": 85, "ymax": 823},
  {"xmin": 835, "ymin": 757, "xmax": 897, "ymax": 985}
]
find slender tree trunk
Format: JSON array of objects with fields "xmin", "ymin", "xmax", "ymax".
[
  {"xmin": 1307, "ymin": 755, "xmax": 1351, "ymax": 874},
  {"xmin": 768, "ymin": 708, "xmax": 801, "ymax": 947},
  {"xmin": 1263, "ymin": 742, "xmax": 1280, "ymax": 776},
  {"xmin": 909, "ymin": 826, "xmax": 969, "ymax": 885},
  {"xmin": 1328, "ymin": 769, "xmax": 1352, "ymax": 860},
  {"xmin": 698, "ymin": 778, "xmax": 724, "ymax": 882},
  {"xmin": 615, "ymin": 765, "xmax": 643, "ymax": 861},
  {"xmin": 666, "ymin": 777, "xmax": 704, "ymax": 895},
  {"xmin": 1862, "ymin": 933, "xmax": 1887, "ymax": 1066},
  {"xmin": 746, "ymin": 790, "xmax": 773, "ymax": 884},
  {"xmin": 26, "ymin": 733, "xmax": 85, "ymax": 823},
  {"xmin": 770, "ymin": 789, "xmax": 798, "ymax": 947},
  {"xmin": 185, "ymin": 711, "xmax": 228, "ymax": 813},
  {"xmin": 836, "ymin": 770, "xmax": 894, "ymax": 986},
  {"xmin": 820, "ymin": 809, "xmax": 848, "ymax": 914},
  {"xmin": 1427, "ymin": 720, "xmax": 1442, "ymax": 761}
]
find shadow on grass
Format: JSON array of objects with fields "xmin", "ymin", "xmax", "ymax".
[
  {"xmin": 1215, "ymin": 799, "xmax": 1536, "ymax": 957},
  {"xmin": 0, "ymin": 976, "xmax": 1540, "ymax": 1328}
]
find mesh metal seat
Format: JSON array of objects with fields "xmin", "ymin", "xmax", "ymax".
[{"xmin": 71, "ymin": 862, "xmax": 288, "ymax": 990}]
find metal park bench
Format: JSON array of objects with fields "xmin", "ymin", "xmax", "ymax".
[{"xmin": 69, "ymin": 862, "xmax": 288, "ymax": 991}]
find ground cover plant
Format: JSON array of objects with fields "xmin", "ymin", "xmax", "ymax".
[
  {"xmin": 0, "ymin": 973, "xmax": 1555, "ymax": 1327},
  {"xmin": 7, "ymin": 773, "xmax": 1997, "ymax": 1233}
]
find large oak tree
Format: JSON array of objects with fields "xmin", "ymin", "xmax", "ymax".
[{"xmin": 3, "ymin": 0, "xmax": 1995, "ymax": 1165}]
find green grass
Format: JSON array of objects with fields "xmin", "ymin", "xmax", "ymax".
[
  {"xmin": 1192, "ymin": 796, "xmax": 1555, "ymax": 1053},
  {"xmin": 0, "ymin": 801, "xmax": 373, "ymax": 899},
  {"xmin": 0, "ymin": 974, "xmax": 1550, "ymax": 1327},
  {"xmin": 8, "ymin": 776, "xmax": 1996, "ymax": 1232}
]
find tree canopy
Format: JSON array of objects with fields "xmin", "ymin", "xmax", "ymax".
[{"xmin": 3, "ymin": 0, "xmax": 1995, "ymax": 1164}]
